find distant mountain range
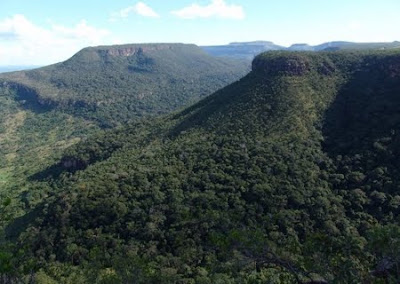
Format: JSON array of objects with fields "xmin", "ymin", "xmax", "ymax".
[
  {"xmin": 201, "ymin": 41, "xmax": 285, "ymax": 59},
  {"xmin": 202, "ymin": 40, "xmax": 400, "ymax": 59}
]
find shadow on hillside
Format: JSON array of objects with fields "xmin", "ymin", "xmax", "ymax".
[
  {"xmin": 5, "ymin": 204, "xmax": 44, "ymax": 241},
  {"xmin": 12, "ymin": 83, "xmax": 54, "ymax": 113},
  {"xmin": 322, "ymin": 55, "xmax": 400, "ymax": 156},
  {"xmin": 28, "ymin": 163, "xmax": 70, "ymax": 182},
  {"xmin": 169, "ymin": 73, "xmax": 254, "ymax": 136}
]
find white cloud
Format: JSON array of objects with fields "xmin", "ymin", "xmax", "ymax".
[
  {"xmin": 0, "ymin": 14, "xmax": 112, "ymax": 65},
  {"xmin": 52, "ymin": 20, "xmax": 110, "ymax": 43},
  {"xmin": 171, "ymin": 0, "xmax": 245, "ymax": 20},
  {"xmin": 110, "ymin": 2, "xmax": 159, "ymax": 21},
  {"xmin": 0, "ymin": 14, "xmax": 48, "ymax": 42}
]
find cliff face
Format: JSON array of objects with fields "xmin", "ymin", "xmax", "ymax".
[
  {"xmin": 64, "ymin": 44, "xmax": 189, "ymax": 63},
  {"xmin": 106, "ymin": 47, "xmax": 138, "ymax": 57},
  {"xmin": 103, "ymin": 44, "xmax": 183, "ymax": 57},
  {"xmin": 79, "ymin": 44, "xmax": 194, "ymax": 59}
]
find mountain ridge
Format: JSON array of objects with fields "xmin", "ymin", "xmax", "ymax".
[{"xmin": 202, "ymin": 40, "xmax": 400, "ymax": 59}]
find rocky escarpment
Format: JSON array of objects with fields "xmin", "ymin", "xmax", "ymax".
[
  {"xmin": 104, "ymin": 44, "xmax": 184, "ymax": 57},
  {"xmin": 76, "ymin": 43, "xmax": 198, "ymax": 61}
]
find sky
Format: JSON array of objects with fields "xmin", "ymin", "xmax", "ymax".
[{"xmin": 0, "ymin": 0, "xmax": 399, "ymax": 65}]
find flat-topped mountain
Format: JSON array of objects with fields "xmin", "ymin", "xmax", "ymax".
[
  {"xmin": 0, "ymin": 43, "xmax": 248, "ymax": 126},
  {"xmin": 202, "ymin": 41, "xmax": 285, "ymax": 59},
  {"xmin": 287, "ymin": 43, "xmax": 314, "ymax": 51},
  {"xmin": 10, "ymin": 49, "xmax": 400, "ymax": 283},
  {"xmin": 202, "ymin": 40, "xmax": 400, "ymax": 59}
]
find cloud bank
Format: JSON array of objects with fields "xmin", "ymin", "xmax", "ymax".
[{"xmin": 0, "ymin": 14, "xmax": 111, "ymax": 65}]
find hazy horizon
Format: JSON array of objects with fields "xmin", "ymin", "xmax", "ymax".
[
  {"xmin": 1, "ymin": 39, "xmax": 400, "ymax": 69},
  {"xmin": 1, "ymin": 0, "xmax": 399, "ymax": 65}
]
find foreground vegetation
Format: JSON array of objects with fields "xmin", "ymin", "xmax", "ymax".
[{"xmin": 2, "ymin": 50, "xmax": 400, "ymax": 283}]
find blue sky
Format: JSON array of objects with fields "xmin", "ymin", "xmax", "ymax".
[{"xmin": 0, "ymin": 0, "xmax": 399, "ymax": 65}]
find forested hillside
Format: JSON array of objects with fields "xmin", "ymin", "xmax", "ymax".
[
  {"xmin": 0, "ymin": 44, "xmax": 248, "ymax": 127},
  {"xmin": 2, "ymin": 50, "xmax": 400, "ymax": 283},
  {"xmin": 0, "ymin": 44, "xmax": 248, "ymax": 233}
]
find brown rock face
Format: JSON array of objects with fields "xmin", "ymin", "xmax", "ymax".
[
  {"xmin": 107, "ymin": 47, "xmax": 138, "ymax": 57},
  {"xmin": 105, "ymin": 44, "xmax": 174, "ymax": 57}
]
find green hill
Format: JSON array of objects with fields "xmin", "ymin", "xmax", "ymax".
[
  {"xmin": 0, "ymin": 44, "xmax": 248, "ymax": 127},
  {"xmin": 4, "ymin": 50, "xmax": 400, "ymax": 283},
  {"xmin": 0, "ymin": 43, "xmax": 248, "ymax": 217}
]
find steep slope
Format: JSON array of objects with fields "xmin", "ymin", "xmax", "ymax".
[
  {"xmin": 0, "ymin": 43, "xmax": 248, "ymax": 126},
  {"xmin": 7, "ymin": 50, "xmax": 400, "ymax": 283},
  {"xmin": 0, "ymin": 43, "xmax": 249, "ymax": 235},
  {"xmin": 0, "ymin": 44, "xmax": 248, "ymax": 174}
]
